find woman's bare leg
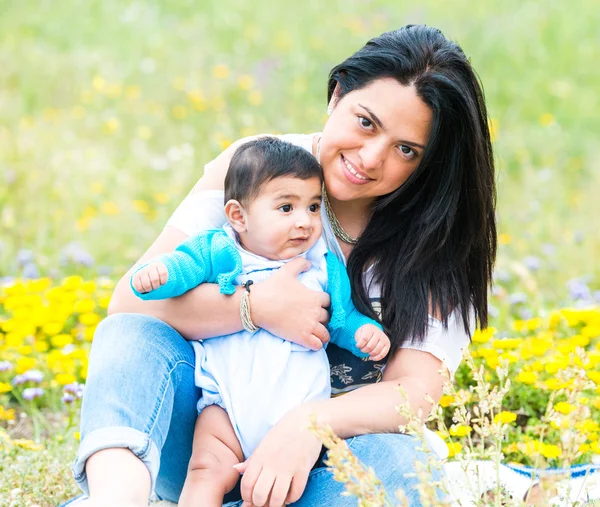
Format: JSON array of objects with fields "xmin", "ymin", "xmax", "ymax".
[{"xmin": 179, "ymin": 405, "xmax": 244, "ymax": 507}]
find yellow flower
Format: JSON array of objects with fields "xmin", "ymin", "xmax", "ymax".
[
  {"xmin": 540, "ymin": 443, "xmax": 561, "ymax": 459},
  {"xmin": 439, "ymin": 395, "xmax": 455, "ymax": 408},
  {"xmin": 498, "ymin": 233, "xmax": 511, "ymax": 245},
  {"xmin": 172, "ymin": 105, "xmax": 188, "ymax": 120},
  {"xmin": 237, "ymin": 74, "xmax": 254, "ymax": 90},
  {"xmin": 494, "ymin": 411, "xmax": 517, "ymax": 424},
  {"xmin": 15, "ymin": 357, "xmax": 36, "ymax": 374},
  {"xmin": 516, "ymin": 371, "xmax": 537, "ymax": 384},
  {"xmin": 488, "ymin": 118, "xmax": 498, "ymax": 142},
  {"xmin": 74, "ymin": 299, "xmax": 96, "ymax": 314},
  {"xmin": 492, "ymin": 338, "xmax": 520, "ymax": 350},
  {"xmin": 42, "ymin": 321, "xmax": 64, "ymax": 335},
  {"xmin": 449, "ymin": 425, "xmax": 473, "ymax": 437},
  {"xmin": 539, "ymin": 113, "xmax": 556, "ymax": 127},
  {"xmin": 34, "ymin": 341, "xmax": 49, "ymax": 353},
  {"xmin": 74, "ymin": 431, "xmax": 81, "ymax": 441},
  {"xmin": 472, "ymin": 327, "xmax": 496, "ymax": 343},
  {"xmin": 0, "ymin": 406, "xmax": 16, "ymax": 421},
  {"xmin": 587, "ymin": 371, "xmax": 600, "ymax": 384},
  {"xmin": 103, "ymin": 117, "xmax": 120, "ymax": 134},
  {"xmin": 77, "ymin": 311, "xmax": 100, "ymax": 327},
  {"xmin": 446, "ymin": 442, "xmax": 462, "ymax": 457},
  {"xmin": 55, "ymin": 373, "xmax": 77, "ymax": 385},
  {"xmin": 51, "ymin": 334, "xmax": 73, "ymax": 348},
  {"xmin": 248, "ymin": 90, "xmax": 263, "ymax": 106},
  {"xmin": 13, "ymin": 439, "xmax": 43, "ymax": 452},
  {"xmin": 100, "ymin": 201, "xmax": 120, "ymax": 215},
  {"xmin": 62, "ymin": 276, "xmax": 84, "ymax": 291},
  {"xmin": 212, "ymin": 64, "xmax": 230, "ymax": 79},
  {"xmin": 0, "ymin": 382, "xmax": 12, "ymax": 394}
]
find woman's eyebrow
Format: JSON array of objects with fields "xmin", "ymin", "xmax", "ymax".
[{"xmin": 358, "ymin": 104, "xmax": 426, "ymax": 150}]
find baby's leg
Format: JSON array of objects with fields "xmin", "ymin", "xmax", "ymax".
[{"xmin": 179, "ymin": 404, "xmax": 244, "ymax": 507}]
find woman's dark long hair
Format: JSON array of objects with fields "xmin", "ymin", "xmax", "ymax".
[{"xmin": 328, "ymin": 25, "xmax": 497, "ymax": 355}]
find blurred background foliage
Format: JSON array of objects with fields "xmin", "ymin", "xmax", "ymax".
[{"xmin": 0, "ymin": 0, "xmax": 598, "ymax": 306}]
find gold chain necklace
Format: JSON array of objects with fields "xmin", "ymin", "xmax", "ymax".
[{"xmin": 316, "ymin": 136, "xmax": 359, "ymax": 245}]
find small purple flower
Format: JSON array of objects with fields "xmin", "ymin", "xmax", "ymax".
[
  {"xmin": 0, "ymin": 276, "xmax": 16, "ymax": 286},
  {"xmin": 508, "ymin": 292, "xmax": 528, "ymax": 305},
  {"xmin": 22, "ymin": 262, "xmax": 40, "ymax": 279},
  {"xmin": 61, "ymin": 393, "xmax": 76, "ymax": 404},
  {"xmin": 22, "ymin": 369, "xmax": 44, "ymax": 383},
  {"xmin": 12, "ymin": 374, "xmax": 27, "ymax": 386},
  {"xmin": 542, "ymin": 243, "xmax": 556, "ymax": 256},
  {"xmin": 64, "ymin": 382, "xmax": 84, "ymax": 398},
  {"xmin": 60, "ymin": 242, "xmax": 95, "ymax": 267},
  {"xmin": 519, "ymin": 308, "xmax": 534, "ymax": 320},
  {"xmin": 493, "ymin": 269, "xmax": 512, "ymax": 283},
  {"xmin": 567, "ymin": 278, "xmax": 592, "ymax": 302},
  {"xmin": 22, "ymin": 387, "xmax": 44, "ymax": 401},
  {"xmin": 0, "ymin": 361, "xmax": 13, "ymax": 372},
  {"xmin": 523, "ymin": 256, "xmax": 542, "ymax": 271},
  {"xmin": 17, "ymin": 249, "xmax": 35, "ymax": 267}
]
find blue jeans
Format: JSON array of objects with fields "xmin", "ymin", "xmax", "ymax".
[{"xmin": 68, "ymin": 313, "xmax": 440, "ymax": 506}]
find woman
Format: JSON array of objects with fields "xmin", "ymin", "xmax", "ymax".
[{"xmin": 67, "ymin": 24, "xmax": 496, "ymax": 507}]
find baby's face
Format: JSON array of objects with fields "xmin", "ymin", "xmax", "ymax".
[{"xmin": 241, "ymin": 176, "xmax": 323, "ymax": 260}]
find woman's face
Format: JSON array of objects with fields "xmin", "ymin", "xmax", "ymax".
[{"xmin": 320, "ymin": 78, "xmax": 433, "ymax": 206}]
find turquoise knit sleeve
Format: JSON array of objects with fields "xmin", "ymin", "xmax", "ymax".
[
  {"xmin": 325, "ymin": 253, "xmax": 383, "ymax": 358},
  {"xmin": 130, "ymin": 229, "xmax": 242, "ymax": 300}
]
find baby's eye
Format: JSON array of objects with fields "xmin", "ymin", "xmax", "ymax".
[
  {"xmin": 279, "ymin": 204, "xmax": 292, "ymax": 212},
  {"xmin": 309, "ymin": 203, "xmax": 320, "ymax": 213}
]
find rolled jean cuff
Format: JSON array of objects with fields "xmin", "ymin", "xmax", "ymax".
[{"xmin": 72, "ymin": 426, "xmax": 161, "ymax": 499}]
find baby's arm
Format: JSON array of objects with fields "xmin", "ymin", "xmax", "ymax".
[
  {"xmin": 130, "ymin": 232, "xmax": 216, "ymax": 300},
  {"xmin": 326, "ymin": 253, "xmax": 391, "ymax": 360}
]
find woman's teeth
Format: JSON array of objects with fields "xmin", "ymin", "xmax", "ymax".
[{"xmin": 343, "ymin": 157, "xmax": 369, "ymax": 180}]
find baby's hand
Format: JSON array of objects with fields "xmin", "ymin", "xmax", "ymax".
[
  {"xmin": 355, "ymin": 324, "xmax": 391, "ymax": 361},
  {"xmin": 131, "ymin": 262, "xmax": 169, "ymax": 294}
]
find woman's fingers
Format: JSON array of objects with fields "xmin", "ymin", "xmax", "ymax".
[
  {"xmin": 281, "ymin": 256, "xmax": 311, "ymax": 276},
  {"xmin": 251, "ymin": 468, "xmax": 277, "ymax": 507},
  {"xmin": 286, "ymin": 472, "xmax": 310, "ymax": 504},
  {"xmin": 313, "ymin": 322, "xmax": 330, "ymax": 345},
  {"xmin": 240, "ymin": 462, "xmax": 263, "ymax": 505},
  {"xmin": 318, "ymin": 308, "xmax": 330, "ymax": 325},
  {"xmin": 269, "ymin": 474, "xmax": 292, "ymax": 507}
]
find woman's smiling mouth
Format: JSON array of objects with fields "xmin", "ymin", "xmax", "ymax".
[{"xmin": 341, "ymin": 155, "xmax": 372, "ymax": 184}]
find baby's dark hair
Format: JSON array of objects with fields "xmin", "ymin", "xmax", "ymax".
[{"xmin": 224, "ymin": 137, "xmax": 323, "ymax": 205}]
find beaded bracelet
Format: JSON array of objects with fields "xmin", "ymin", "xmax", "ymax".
[{"xmin": 240, "ymin": 280, "xmax": 259, "ymax": 333}]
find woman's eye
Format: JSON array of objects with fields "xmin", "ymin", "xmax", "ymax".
[
  {"xmin": 279, "ymin": 204, "xmax": 292, "ymax": 212},
  {"xmin": 358, "ymin": 116, "xmax": 374, "ymax": 130},
  {"xmin": 400, "ymin": 145, "xmax": 416, "ymax": 160},
  {"xmin": 309, "ymin": 203, "xmax": 320, "ymax": 212}
]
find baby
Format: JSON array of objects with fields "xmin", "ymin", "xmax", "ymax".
[{"xmin": 130, "ymin": 137, "xmax": 390, "ymax": 506}]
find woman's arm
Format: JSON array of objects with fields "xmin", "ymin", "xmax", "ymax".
[{"xmin": 307, "ymin": 348, "xmax": 445, "ymax": 438}]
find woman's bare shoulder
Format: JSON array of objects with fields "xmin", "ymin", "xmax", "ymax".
[{"xmin": 191, "ymin": 134, "xmax": 276, "ymax": 194}]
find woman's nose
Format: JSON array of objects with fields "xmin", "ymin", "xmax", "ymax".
[{"xmin": 359, "ymin": 138, "xmax": 386, "ymax": 170}]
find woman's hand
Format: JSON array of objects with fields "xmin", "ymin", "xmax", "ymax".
[
  {"xmin": 235, "ymin": 405, "xmax": 323, "ymax": 507},
  {"xmin": 251, "ymin": 257, "xmax": 331, "ymax": 350}
]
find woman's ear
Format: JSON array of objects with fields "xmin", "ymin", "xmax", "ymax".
[
  {"xmin": 328, "ymin": 82, "xmax": 342, "ymax": 113},
  {"xmin": 225, "ymin": 199, "xmax": 247, "ymax": 233}
]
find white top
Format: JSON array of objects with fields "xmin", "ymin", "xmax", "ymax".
[{"xmin": 165, "ymin": 133, "xmax": 471, "ymax": 375}]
